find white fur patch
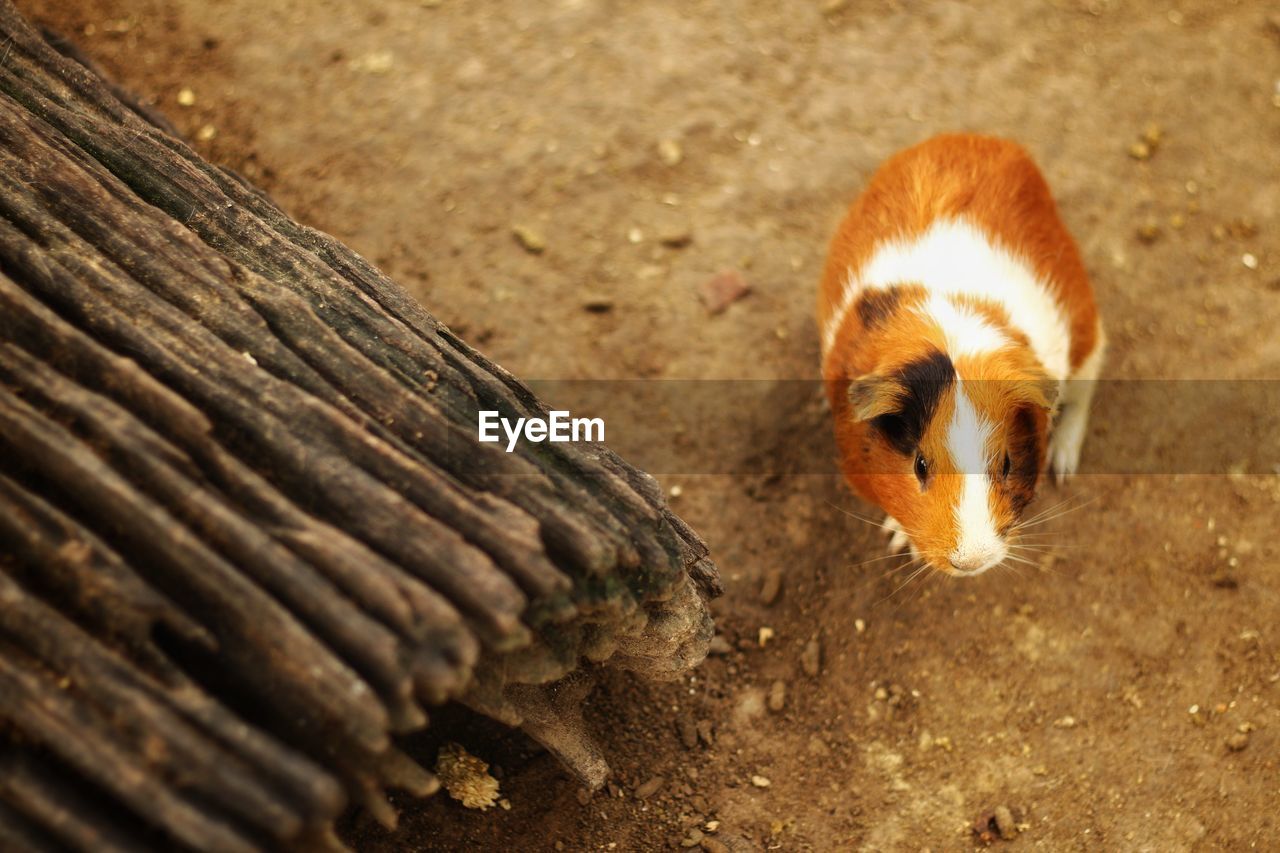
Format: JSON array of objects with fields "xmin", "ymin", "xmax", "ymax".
[
  {"xmin": 822, "ymin": 218, "xmax": 1072, "ymax": 379},
  {"xmin": 919, "ymin": 294, "xmax": 1008, "ymax": 358},
  {"xmin": 823, "ymin": 272, "xmax": 871, "ymax": 354},
  {"xmin": 948, "ymin": 383, "xmax": 1006, "ymax": 575}
]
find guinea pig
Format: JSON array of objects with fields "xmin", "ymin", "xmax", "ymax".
[{"xmin": 817, "ymin": 134, "xmax": 1103, "ymax": 577}]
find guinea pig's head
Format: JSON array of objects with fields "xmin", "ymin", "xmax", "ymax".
[{"xmin": 844, "ymin": 346, "xmax": 1056, "ymax": 576}]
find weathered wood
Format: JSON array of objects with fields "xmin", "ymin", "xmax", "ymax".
[
  {"xmin": 0, "ymin": 754, "xmax": 151, "ymax": 853},
  {"xmin": 0, "ymin": 1, "xmax": 718, "ymax": 850}
]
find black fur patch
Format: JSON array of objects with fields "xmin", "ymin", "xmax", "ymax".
[
  {"xmin": 1006, "ymin": 406, "xmax": 1041, "ymax": 515},
  {"xmin": 855, "ymin": 287, "xmax": 903, "ymax": 330},
  {"xmin": 871, "ymin": 350, "xmax": 954, "ymax": 455}
]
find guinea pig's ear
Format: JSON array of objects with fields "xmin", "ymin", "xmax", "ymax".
[
  {"xmin": 847, "ymin": 374, "xmax": 900, "ymax": 422},
  {"xmin": 1015, "ymin": 366, "xmax": 1060, "ymax": 415}
]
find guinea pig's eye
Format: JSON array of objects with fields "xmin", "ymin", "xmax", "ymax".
[
  {"xmin": 1001, "ymin": 452, "xmax": 1012, "ymax": 481},
  {"xmin": 914, "ymin": 452, "xmax": 929, "ymax": 485}
]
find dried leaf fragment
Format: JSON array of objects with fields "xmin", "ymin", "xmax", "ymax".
[{"xmin": 436, "ymin": 742, "xmax": 500, "ymax": 809}]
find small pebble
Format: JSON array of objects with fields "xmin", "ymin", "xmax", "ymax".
[
  {"xmin": 758, "ymin": 569, "xmax": 783, "ymax": 606},
  {"xmin": 350, "ymin": 51, "xmax": 395, "ymax": 74},
  {"xmin": 1243, "ymin": 253, "xmax": 1259, "ymax": 270},
  {"xmin": 512, "ymin": 225, "xmax": 546, "ymax": 254},
  {"xmin": 1211, "ymin": 571, "xmax": 1239, "ymax": 589},
  {"xmin": 677, "ymin": 716, "xmax": 698, "ymax": 750},
  {"xmin": 708, "ymin": 635, "xmax": 732, "ymax": 656},
  {"xmin": 576, "ymin": 787, "xmax": 592, "ymax": 805},
  {"xmin": 1127, "ymin": 140, "xmax": 1151, "ymax": 161},
  {"xmin": 196, "ymin": 124, "xmax": 217, "ymax": 141},
  {"xmin": 659, "ymin": 228, "xmax": 693, "ymax": 248},
  {"xmin": 1229, "ymin": 217, "xmax": 1259, "ymax": 238},
  {"xmin": 757, "ymin": 626, "xmax": 775, "ymax": 647},
  {"xmin": 696, "ymin": 719, "xmax": 714, "ymax": 746},
  {"xmin": 1226, "ymin": 732, "xmax": 1250, "ymax": 751},
  {"xmin": 700, "ymin": 840, "xmax": 730, "ymax": 853},
  {"xmin": 658, "ymin": 138, "xmax": 684, "ymax": 166},
  {"xmin": 176, "ymin": 87, "xmax": 195, "ymax": 106},
  {"xmin": 1267, "ymin": 14, "xmax": 1280, "ymax": 44},
  {"xmin": 1135, "ymin": 221, "xmax": 1161, "ymax": 244},
  {"xmin": 750, "ymin": 775, "xmax": 771, "ymax": 788},
  {"xmin": 701, "ymin": 269, "xmax": 751, "ymax": 315},
  {"xmin": 679, "ymin": 829, "xmax": 703, "ymax": 848},
  {"xmin": 993, "ymin": 805, "xmax": 1018, "ymax": 839},
  {"xmin": 768, "ymin": 679, "xmax": 787, "ymax": 712},
  {"xmin": 635, "ymin": 776, "xmax": 665, "ymax": 799},
  {"xmin": 801, "ymin": 638, "xmax": 822, "ymax": 677}
]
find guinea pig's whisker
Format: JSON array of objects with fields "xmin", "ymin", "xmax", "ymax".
[
  {"xmin": 1006, "ymin": 540, "xmax": 1060, "ymax": 553},
  {"xmin": 876, "ymin": 559, "xmax": 932, "ymax": 605},
  {"xmin": 998, "ymin": 560, "xmax": 1025, "ymax": 579},
  {"xmin": 1006, "ymin": 540, "xmax": 1067, "ymax": 551},
  {"xmin": 1008, "ymin": 533, "xmax": 1082, "ymax": 547},
  {"xmin": 849, "ymin": 550, "xmax": 922, "ymax": 570},
  {"xmin": 899, "ymin": 566, "xmax": 939, "ymax": 609},
  {"xmin": 1005, "ymin": 550, "xmax": 1058, "ymax": 562},
  {"xmin": 885, "ymin": 564, "xmax": 932, "ymax": 608},
  {"xmin": 823, "ymin": 500, "xmax": 900, "ymax": 533},
  {"xmin": 1016, "ymin": 495, "xmax": 1097, "ymax": 529},
  {"xmin": 1015, "ymin": 497, "xmax": 1080, "ymax": 527},
  {"xmin": 1002, "ymin": 550, "xmax": 1063, "ymax": 576}
]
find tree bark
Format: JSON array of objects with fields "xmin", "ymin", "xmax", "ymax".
[{"xmin": 0, "ymin": 3, "xmax": 720, "ymax": 850}]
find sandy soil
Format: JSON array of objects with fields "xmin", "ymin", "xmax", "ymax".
[{"xmin": 17, "ymin": 0, "xmax": 1280, "ymax": 849}]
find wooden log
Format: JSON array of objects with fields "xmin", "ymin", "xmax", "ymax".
[
  {"xmin": 0, "ymin": 2, "xmax": 719, "ymax": 850},
  {"xmin": 0, "ymin": 755, "xmax": 148, "ymax": 853},
  {"xmin": 0, "ymin": 271, "xmax": 480, "ymax": 690}
]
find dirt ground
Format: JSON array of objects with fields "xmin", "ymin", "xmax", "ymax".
[{"xmin": 17, "ymin": 0, "xmax": 1280, "ymax": 849}]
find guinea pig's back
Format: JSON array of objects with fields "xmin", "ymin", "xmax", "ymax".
[{"xmin": 819, "ymin": 135, "xmax": 1100, "ymax": 376}]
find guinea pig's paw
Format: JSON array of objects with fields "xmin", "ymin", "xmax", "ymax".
[
  {"xmin": 1048, "ymin": 419, "xmax": 1086, "ymax": 484},
  {"xmin": 883, "ymin": 516, "xmax": 911, "ymax": 553}
]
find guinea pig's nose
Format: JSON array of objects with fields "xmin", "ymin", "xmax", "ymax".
[
  {"xmin": 950, "ymin": 555, "xmax": 985, "ymax": 573},
  {"xmin": 949, "ymin": 546, "xmax": 1005, "ymax": 575}
]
